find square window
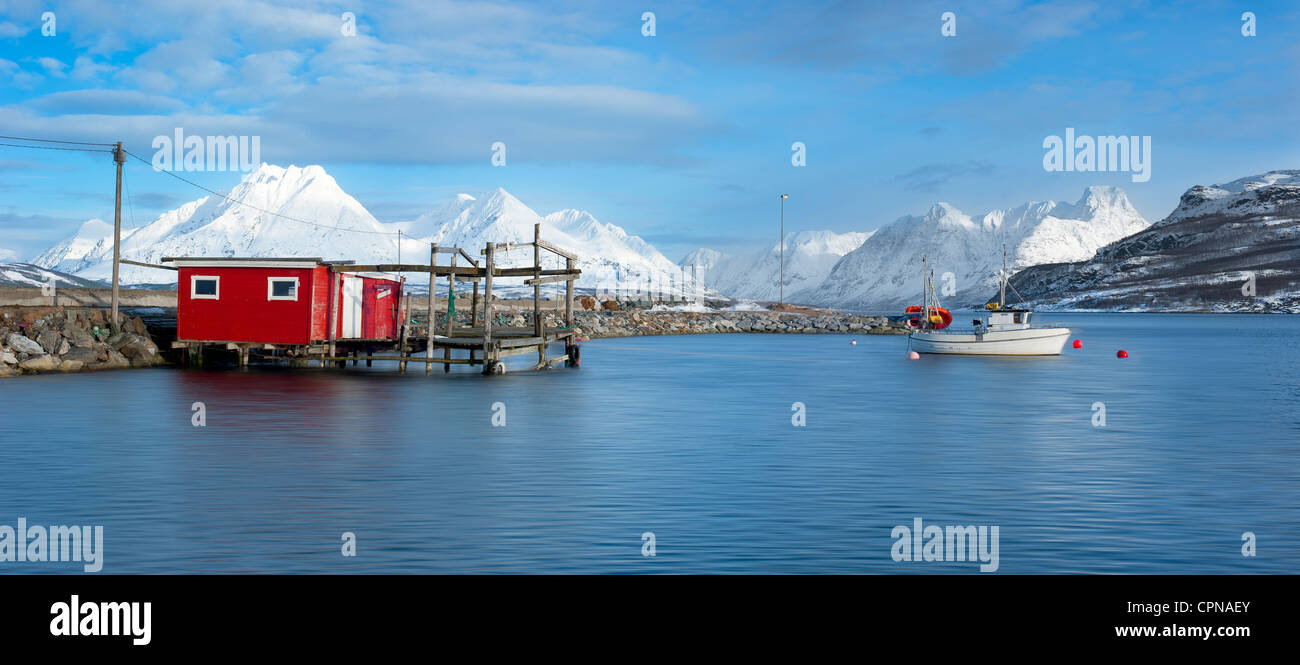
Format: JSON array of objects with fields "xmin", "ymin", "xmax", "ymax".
[
  {"xmin": 191, "ymin": 276, "xmax": 219, "ymax": 300},
  {"xmin": 267, "ymin": 277, "xmax": 298, "ymax": 301}
]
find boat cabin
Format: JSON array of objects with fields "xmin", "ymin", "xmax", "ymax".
[
  {"xmin": 982, "ymin": 308, "xmax": 1033, "ymax": 331},
  {"xmin": 163, "ymin": 257, "xmax": 404, "ymax": 345}
]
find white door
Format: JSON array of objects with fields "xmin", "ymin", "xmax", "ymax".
[{"xmin": 341, "ymin": 276, "xmax": 363, "ymax": 338}]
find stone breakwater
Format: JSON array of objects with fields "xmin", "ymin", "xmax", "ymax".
[
  {"xmin": 0, "ymin": 307, "xmax": 163, "ymax": 378},
  {"xmin": 475, "ymin": 308, "xmax": 908, "ymax": 339}
]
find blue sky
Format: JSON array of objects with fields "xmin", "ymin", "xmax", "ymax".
[{"xmin": 1, "ymin": 0, "xmax": 1297, "ymax": 263}]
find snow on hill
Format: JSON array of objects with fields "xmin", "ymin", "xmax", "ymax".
[
  {"xmin": 797, "ymin": 186, "xmax": 1149, "ymax": 309},
  {"xmin": 0, "ymin": 263, "xmax": 105, "ymax": 288},
  {"xmin": 32, "ymin": 166, "xmax": 696, "ymax": 297},
  {"xmin": 397, "ymin": 187, "xmax": 691, "ymax": 295},
  {"xmin": 30, "ymin": 219, "xmax": 137, "ymax": 275},
  {"xmin": 32, "ymin": 165, "xmax": 396, "ymax": 285},
  {"xmin": 1006, "ymin": 170, "xmax": 1300, "ymax": 312},
  {"xmin": 678, "ymin": 248, "xmax": 728, "ymax": 274},
  {"xmin": 681, "ymin": 230, "xmax": 874, "ymax": 301},
  {"xmin": 1159, "ymin": 170, "xmax": 1300, "ymax": 226}
]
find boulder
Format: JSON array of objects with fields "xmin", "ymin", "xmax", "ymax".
[
  {"xmin": 19, "ymin": 355, "xmax": 59, "ymax": 372},
  {"xmin": 0, "ymin": 364, "xmax": 17, "ymax": 378},
  {"xmin": 63, "ymin": 324, "xmax": 94, "ymax": 347},
  {"xmin": 6, "ymin": 333, "xmax": 45, "ymax": 356},
  {"xmin": 62, "ymin": 345, "xmax": 108, "ymax": 365},
  {"xmin": 58, "ymin": 359, "xmax": 84, "ymax": 372},
  {"xmin": 100, "ymin": 349, "xmax": 131, "ymax": 370},
  {"xmin": 0, "ymin": 350, "xmax": 16, "ymax": 365}
]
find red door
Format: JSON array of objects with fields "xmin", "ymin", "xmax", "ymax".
[{"xmin": 362, "ymin": 279, "xmax": 399, "ymax": 339}]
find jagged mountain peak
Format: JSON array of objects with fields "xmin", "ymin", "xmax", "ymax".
[{"xmin": 798, "ymin": 186, "xmax": 1149, "ymax": 309}]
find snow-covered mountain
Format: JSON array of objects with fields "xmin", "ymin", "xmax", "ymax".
[
  {"xmin": 680, "ymin": 230, "xmax": 874, "ymax": 301},
  {"xmin": 396, "ymin": 187, "xmax": 690, "ymax": 295},
  {"xmin": 30, "ymin": 219, "xmax": 137, "ymax": 275},
  {"xmin": 1005, "ymin": 170, "xmax": 1300, "ymax": 312},
  {"xmin": 31, "ymin": 165, "xmax": 695, "ymax": 296},
  {"xmin": 33, "ymin": 165, "xmax": 395, "ymax": 285},
  {"xmin": 797, "ymin": 186, "xmax": 1149, "ymax": 309},
  {"xmin": 0, "ymin": 263, "xmax": 105, "ymax": 288}
]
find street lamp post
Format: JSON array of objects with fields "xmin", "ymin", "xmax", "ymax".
[{"xmin": 779, "ymin": 194, "xmax": 788, "ymax": 306}]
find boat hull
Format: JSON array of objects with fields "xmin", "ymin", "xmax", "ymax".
[{"xmin": 908, "ymin": 327, "xmax": 1071, "ymax": 356}]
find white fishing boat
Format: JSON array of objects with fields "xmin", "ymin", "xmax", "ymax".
[{"xmin": 905, "ymin": 250, "xmax": 1071, "ymax": 356}]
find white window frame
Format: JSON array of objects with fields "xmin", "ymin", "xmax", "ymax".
[
  {"xmin": 191, "ymin": 275, "xmax": 220, "ymax": 300},
  {"xmin": 267, "ymin": 277, "xmax": 299, "ymax": 302}
]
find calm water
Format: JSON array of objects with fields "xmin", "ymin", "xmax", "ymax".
[{"xmin": 1, "ymin": 313, "xmax": 1297, "ymax": 574}]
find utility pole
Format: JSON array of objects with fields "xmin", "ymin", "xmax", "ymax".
[
  {"xmin": 111, "ymin": 141, "xmax": 124, "ymax": 332},
  {"xmin": 779, "ymin": 194, "xmax": 788, "ymax": 305}
]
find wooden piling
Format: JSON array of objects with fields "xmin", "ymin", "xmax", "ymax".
[
  {"xmin": 482, "ymin": 242, "xmax": 495, "ymax": 374},
  {"xmin": 445, "ymin": 251, "xmax": 456, "ymax": 373},
  {"xmin": 327, "ymin": 268, "xmax": 338, "ymax": 367},
  {"xmin": 397, "ymin": 277, "xmax": 409, "ymax": 372},
  {"xmin": 426, "ymin": 243, "xmax": 436, "ymax": 375}
]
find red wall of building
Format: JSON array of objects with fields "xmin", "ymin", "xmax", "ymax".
[
  {"xmin": 309, "ymin": 266, "xmax": 330, "ymax": 342},
  {"xmin": 176, "ymin": 266, "xmax": 316, "ymax": 344},
  {"xmin": 176, "ymin": 265, "xmax": 405, "ymax": 345}
]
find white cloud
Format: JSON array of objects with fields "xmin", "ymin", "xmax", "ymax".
[
  {"xmin": 0, "ymin": 21, "xmax": 29, "ymax": 39},
  {"xmin": 37, "ymin": 57, "xmax": 67, "ymax": 78},
  {"xmin": 0, "ymin": 248, "xmax": 19, "ymax": 262}
]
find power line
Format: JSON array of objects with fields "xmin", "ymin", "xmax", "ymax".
[
  {"xmin": 0, "ymin": 134, "xmax": 116, "ymax": 146},
  {"xmin": 0, "ymin": 141, "xmax": 113, "ymax": 153},
  {"xmin": 121, "ymin": 149, "xmax": 397, "ymax": 236},
  {"xmin": 3, "ymin": 133, "xmax": 402, "ymax": 239}
]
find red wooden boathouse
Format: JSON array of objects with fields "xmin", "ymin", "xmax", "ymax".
[{"xmin": 163, "ymin": 257, "xmax": 404, "ymax": 345}]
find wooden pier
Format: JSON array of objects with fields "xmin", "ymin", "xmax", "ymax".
[{"xmin": 170, "ymin": 224, "xmax": 582, "ymax": 375}]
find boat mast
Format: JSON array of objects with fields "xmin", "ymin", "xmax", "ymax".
[
  {"xmin": 921, "ymin": 255, "xmax": 928, "ymax": 329},
  {"xmin": 999, "ymin": 242, "xmax": 1007, "ymax": 310}
]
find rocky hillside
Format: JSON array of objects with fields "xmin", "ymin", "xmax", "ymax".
[
  {"xmin": 1, "ymin": 308, "xmax": 164, "ymax": 377},
  {"xmin": 1003, "ymin": 171, "xmax": 1300, "ymax": 312}
]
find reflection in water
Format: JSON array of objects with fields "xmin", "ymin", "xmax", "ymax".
[{"xmin": 0, "ymin": 313, "xmax": 1297, "ymax": 573}]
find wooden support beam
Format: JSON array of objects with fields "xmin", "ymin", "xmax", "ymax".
[
  {"xmin": 565, "ymin": 256, "xmax": 574, "ymax": 330},
  {"xmin": 533, "ymin": 223, "xmax": 543, "ymax": 340},
  {"xmin": 119, "ymin": 259, "xmax": 178, "ymax": 271},
  {"xmin": 536, "ymin": 238, "xmax": 578, "ymax": 260},
  {"xmin": 445, "ymin": 250, "xmax": 456, "ymax": 373},
  {"xmin": 492, "ymin": 267, "xmax": 579, "ymax": 278},
  {"xmin": 397, "ymin": 277, "xmax": 409, "ymax": 373},
  {"xmin": 327, "ymin": 268, "xmax": 338, "ymax": 366},
  {"xmin": 332, "ymin": 264, "xmax": 480, "ymax": 275},
  {"xmin": 482, "ymin": 242, "xmax": 495, "ymax": 374},
  {"xmin": 471, "ymin": 279, "xmax": 479, "ymax": 328},
  {"xmin": 319, "ymin": 355, "xmax": 479, "ymax": 365},
  {"xmin": 523, "ymin": 273, "xmax": 578, "ymax": 286},
  {"xmin": 426, "ymin": 244, "xmax": 436, "ymax": 375}
]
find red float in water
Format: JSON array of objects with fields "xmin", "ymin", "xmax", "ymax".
[
  {"xmin": 1072, "ymin": 339, "xmax": 1082, "ymax": 349},
  {"xmin": 850, "ymin": 340, "xmax": 857, "ymax": 346},
  {"xmin": 908, "ymin": 351, "xmax": 920, "ymax": 360},
  {"xmin": 1116, "ymin": 350, "xmax": 1129, "ymax": 358}
]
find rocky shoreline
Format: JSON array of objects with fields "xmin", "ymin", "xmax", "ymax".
[
  {"xmin": 486, "ymin": 307, "xmax": 908, "ymax": 339},
  {"xmin": 1, "ymin": 307, "xmax": 164, "ymax": 378},
  {"xmin": 1, "ymin": 302, "xmax": 903, "ymax": 378}
]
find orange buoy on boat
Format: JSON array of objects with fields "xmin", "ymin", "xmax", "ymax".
[{"xmin": 903, "ymin": 305, "xmax": 952, "ymax": 330}]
